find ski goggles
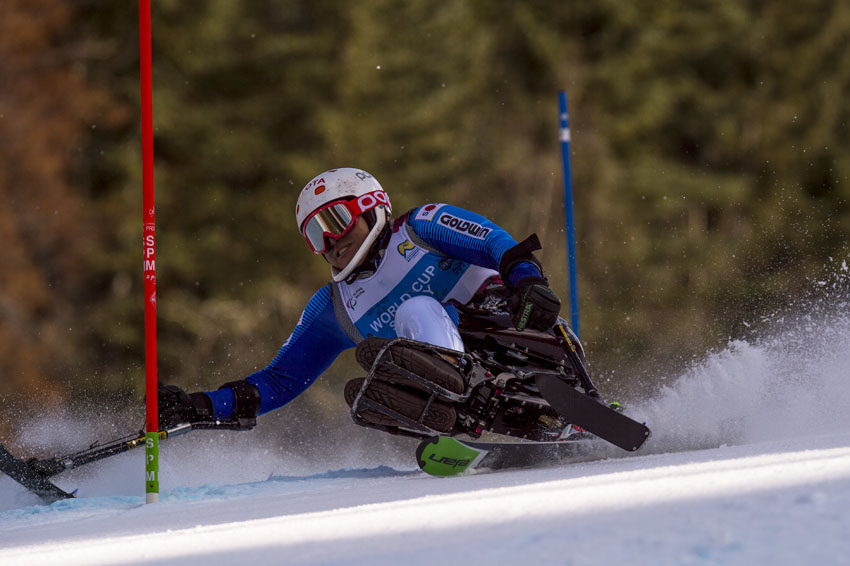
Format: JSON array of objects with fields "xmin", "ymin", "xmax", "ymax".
[{"xmin": 301, "ymin": 189, "xmax": 389, "ymax": 254}]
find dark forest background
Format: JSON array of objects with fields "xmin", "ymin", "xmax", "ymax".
[{"xmin": 2, "ymin": 1, "xmax": 849, "ymax": 441}]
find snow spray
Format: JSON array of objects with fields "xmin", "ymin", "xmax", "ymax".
[{"xmin": 633, "ymin": 260, "xmax": 850, "ymax": 453}]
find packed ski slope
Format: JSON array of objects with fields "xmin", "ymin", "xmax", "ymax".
[
  {"xmin": 1, "ymin": 434, "xmax": 849, "ymax": 566},
  {"xmin": 2, "ymin": 287, "xmax": 849, "ymax": 565}
]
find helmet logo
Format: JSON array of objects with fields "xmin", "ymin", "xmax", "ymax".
[
  {"xmin": 303, "ymin": 177, "xmax": 325, "ymax": 192},
  {"xmin": 314, "ymin": 185, "xmax": 326, "ymax": 195}
]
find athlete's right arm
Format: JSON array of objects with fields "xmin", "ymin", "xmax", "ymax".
[{"xmin": 206, "ymin": 285, "xmax": 355, "ymax": 420}]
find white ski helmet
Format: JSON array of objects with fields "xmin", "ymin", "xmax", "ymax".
[{"xmin": 296, "ymin": 168, "xmax": 392, "ymax": 281}]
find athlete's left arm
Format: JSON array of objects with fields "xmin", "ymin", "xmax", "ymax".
[{"xmin": 407, "ymin": 204, "xmax": 543, "ymax": 286}]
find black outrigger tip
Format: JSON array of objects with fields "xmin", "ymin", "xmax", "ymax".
[{"xmin": 0, "ymin": 442, "xmax": 75, "ymax": 504}]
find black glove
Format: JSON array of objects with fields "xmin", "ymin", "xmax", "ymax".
[
  {"xmin": 510, "ymin": 277, "xmax": 561, "ymax": 332},
  {"xmin": 156, "ymin": 382, "xmax": 213, "ymax": 428}
]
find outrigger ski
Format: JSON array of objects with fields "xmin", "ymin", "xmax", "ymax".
[
  {"xmin": 535, "ymin": 374, "xmax": 651, "ymax": 452},
  {"xmin": 0, "ymin": 419, "xmax": 254, "ymax": 504},
  {"xmin": 0, "ymin": 441, "xmax": 76, "ymax": 503}
]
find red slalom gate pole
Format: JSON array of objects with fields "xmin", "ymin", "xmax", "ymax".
[{"xmin": 139, "ymin": 0, "xmax": 160, "ymax": 503}]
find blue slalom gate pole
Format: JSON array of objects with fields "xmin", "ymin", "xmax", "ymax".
[{"xmin": 558, "ymin": 91, "xmax": 580, "ymax": 336}]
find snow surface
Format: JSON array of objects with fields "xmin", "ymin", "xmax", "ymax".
[{"xmin": 2, "ymin": 295, "xmax": 850, "ymax": 565}]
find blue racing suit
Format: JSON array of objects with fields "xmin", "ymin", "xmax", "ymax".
[{"xmin": 207, "ymin": 204, "xmax": 543, "ymax": 420}]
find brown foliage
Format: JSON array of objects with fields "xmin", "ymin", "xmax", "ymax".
[{"xmin": 0, "ymin": 0, "xmax": 121, "ymax": 406}]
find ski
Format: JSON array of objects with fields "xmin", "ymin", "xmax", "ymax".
[
  {"xmin": 0, "ymin": 441, "xmax": 75, "ymax": 503},
  {"xmin": 416, "ymin": 435, "xmax": 585, "ymax": 477},
  {"xmin": 536, "ymin": 374, "xmax": 650, "ymax": 452}
]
